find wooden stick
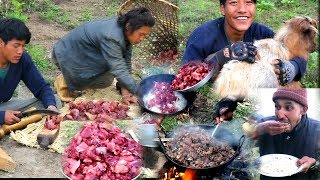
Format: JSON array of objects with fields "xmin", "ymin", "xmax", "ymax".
[{"xmin": 128, "ymin": 129, "xmax": 140, "ymax": 142}]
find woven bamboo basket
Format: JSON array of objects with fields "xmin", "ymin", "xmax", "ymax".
[{"xmin": 119, "ymin": 0, "xmax": 179, "ymax": 65}]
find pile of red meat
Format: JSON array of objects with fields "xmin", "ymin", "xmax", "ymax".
[
  {"xmin": 147, "ymin": 82, "xmax": 178, "ymax": 113},
  {"xmin": 171, "ymin": 62, "xmax": 210, "ymax": 90},
  {"xmin": 64, "ymin": 100, "xmax": 129, "ymax": 121},
  {"xmin": 62, "ymin": 121, "xmax": 142, "ymax": 180},
  {"xmin": 150, "ymin": 48, "xmax": 178, "ymax": 65},
  {"xmin": 44, "ymin": 115, "xmax": 62, "ymax": 130}
]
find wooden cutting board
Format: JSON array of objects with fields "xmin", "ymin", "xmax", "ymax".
[
  {"xmin": 0, "ymin": 147, "xmax": 16, "ymax": 172},
  {"xmin": 37, "ymin": 127, "xmax": 60, "ymax": 149},
  {"xmin": 37, "ymin": 116, "xmax": 62, "ymax": 149}
]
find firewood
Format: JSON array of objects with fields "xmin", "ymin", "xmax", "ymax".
[{"xmin": 0, "ymin": 147, "xmax": 16, "ymax": 172}]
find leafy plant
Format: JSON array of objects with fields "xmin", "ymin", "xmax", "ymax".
[
  {"xmin": 37, "ymin": 0, "xmax": 70, "ymax": 28},
  {"xmin": 301, "ymin": 52, "xmax": 319, "ymax": 88},
  {"xmin": 256, "ymin": 0, "xmax": 276, "ymax": 11},
  {"xmin": 25, "ymin": 44, "xmax": 52, "ymax": 72},
  {"xmin": 197, "ymin": 82, "xmax": 214, "ymax": 98},
  {"xmin": 161, "ymin": 116, "xmax": 179, "ymax": 131},
  {"xmin": 0, "ymin": 0, "xmax": 28, "ymax": 20}
]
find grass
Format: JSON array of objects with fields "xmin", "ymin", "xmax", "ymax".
[
  {"xmin": 37, "ymin": 0, "xmax": 71, "ymax": 28},
  {"xmin": 301, "ymin": 52, "xmax": 319, "ymax": 88},
  {"xmin": 178, "ymin": 0, "xmax": 219, "ymax": 55},
  {"xmin": 161, "ymin": 116, "xmax": 179, "ymax": 131},
  {"xmin": 25, "ymin": 44, "xmax": 53, "ymax": 72}
]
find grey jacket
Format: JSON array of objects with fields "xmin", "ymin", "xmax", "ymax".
[{"xmin": 53, "ymin": 16, "xmax": 136, "ymax": 93}]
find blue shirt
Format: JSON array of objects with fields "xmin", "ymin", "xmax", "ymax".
[
  {"xmin": 182, "ymin": 17, "xmax": 275, "ymax": 64},
  {"xmin": 0, "ymin": 51, "xmax": 56, "ymax": 125},
  {"xmin": 182, "ymin": 17, "xmax": 307, "ymax": 79}
]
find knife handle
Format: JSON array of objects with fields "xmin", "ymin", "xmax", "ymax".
[
  {"xmin": 0, "ymin": 114, "xmax": 42, "ymax": 138},
  {"xmin": 15, "ymin": 114, "xmax": 24, "ymax": 119}
]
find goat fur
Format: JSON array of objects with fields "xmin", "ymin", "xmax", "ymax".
[{"xmin": 214, "ymin": 16, "xmax": 318, "ymax": 99}]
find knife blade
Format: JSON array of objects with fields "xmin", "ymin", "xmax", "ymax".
[{"xmin": 16, "ymin": 109, "xmax": 60, "ymax": 119}]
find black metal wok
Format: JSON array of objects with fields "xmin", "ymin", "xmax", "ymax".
[
  {"xmin": 158, "ymin": 124, "xmax": 245, "ymax": 174},
  {"xmin": 136, "ymin": 74, "xmax": 191, "ymax": 115}
]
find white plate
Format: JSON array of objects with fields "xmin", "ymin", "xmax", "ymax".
[{"xmin": 255, "ymin": 154, "xmax": 304, "ymax": 177}]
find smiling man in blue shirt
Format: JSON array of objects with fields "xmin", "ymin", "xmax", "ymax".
[{"xmin": 182, "ymin": 0, "xmax": 308, "ymax": 121}]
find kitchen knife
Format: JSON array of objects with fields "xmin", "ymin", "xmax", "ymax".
[{"xmin": 16, "ymin": 109, "xmax": 60, "ymax": 119}]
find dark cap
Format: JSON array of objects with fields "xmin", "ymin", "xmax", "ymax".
[{"xmin": 272, "ymin": 88, "xmax": 308, "ymax": 107}]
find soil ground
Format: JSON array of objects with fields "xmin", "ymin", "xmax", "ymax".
[
  {"xmin": 0, "ymin": 0, "xmax": 121, "ymax": 178},
  {"xmin": 0, "ymin": 0, "xmax": 228, "ymax": 178}
]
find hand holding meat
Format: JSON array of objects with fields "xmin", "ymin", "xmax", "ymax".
[
  {"xmin": 47, "ymin": 105, "xmax": 58, "ymax": 112},
  {"xmin": 44, "ymin": 115, "xmax": 62, "ymax": 130},
  {"xmin": 122, "ymin": 95, "xmax": 138, "ymax": 105},
  {"xmin": 120, "ymin": 87, "xmax": 138, "ymax": 105}
]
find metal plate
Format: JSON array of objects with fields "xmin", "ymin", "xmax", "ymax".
[
  {"xmin": 175, "ymin": 59, "xmax": 215, "ymax": 92},
  {"xmin": 254, "ymin": 154, "xmax": 304, "ymax": 177}
]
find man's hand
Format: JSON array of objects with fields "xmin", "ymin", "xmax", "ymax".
[
  {"xmin": 47, "ymin": 105, "xmax": 58, "ymax": 112},
  {"xmin": 122, "ymin": 95, "xmax": 138, "ymax": 105},
  {"xmin": 215, "ymin": 42, "xmax": 257, "ymax": 67},
  {"xmin": 120, "ymin": 87, "xmax": 138, "ymax": 105},
  {"xmin": 46, "ymin": 105, "xmax": 59, "ymax": 120},
  {"xmin": 214, "ymin": 98, "xmax": 239, "ymax": 123},
  {"xmin": 296, "ymin": 156, "xmax": 316, "ymax": 173},
  {"xmin": 254, "ymin": 120, "xmax": 291, "ymax": 136},
  {"xmin": 4, "ymin": 110, "xmax": 21, "ymax": 125},
  {"xmin": 229, "ymin": 42, "xmax": 257, "ymax": 63},
  {"xmin": 272, "ymin": 59, "xmax": 296, "ymax": 86}
]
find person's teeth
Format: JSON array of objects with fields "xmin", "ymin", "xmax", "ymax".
[{"xmin": 237, "ymin": 17, "xmax": 248, "ymax": 20}]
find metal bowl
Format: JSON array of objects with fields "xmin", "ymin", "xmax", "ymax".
[
  {"xmin": 175, "ymin": 59, "xmax": 215, "ymax": 92},
  {"xmin": 136, "ymin": 74, "xmax": 188, "ymax": 115}
]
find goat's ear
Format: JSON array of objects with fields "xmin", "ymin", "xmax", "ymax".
[{"xmin": 300, "ymin": 19, "xmax": 311, "ymax": 32}]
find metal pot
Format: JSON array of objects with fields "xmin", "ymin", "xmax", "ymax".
[
  {"xmin": 136, "ymin": 74, "xmax": 190, "ymax": 115},
  {"xmin": 158, "ymin": 124, "xmax": 245, "ymax": 174}
]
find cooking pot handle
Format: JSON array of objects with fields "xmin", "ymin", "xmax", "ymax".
[{"xmin": 236, "ymin": 135, "xmax": 245, "ymax": 154}]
